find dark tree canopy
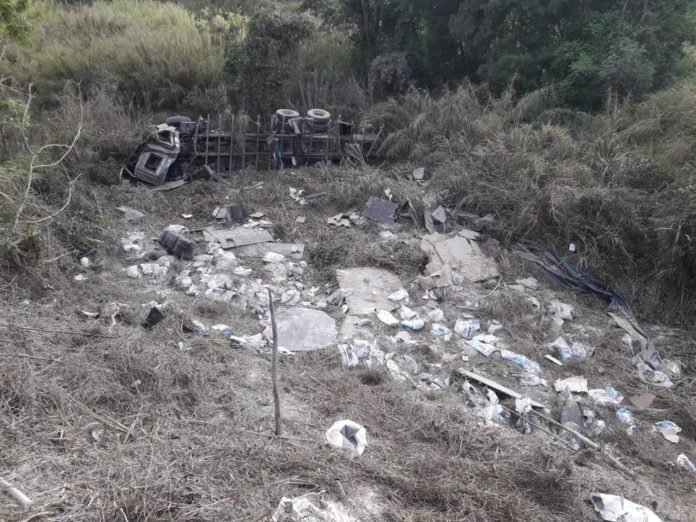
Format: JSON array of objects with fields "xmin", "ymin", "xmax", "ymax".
[{"xmin": 303, "ymin": 0, "xmax": 695, "ymax": 109}]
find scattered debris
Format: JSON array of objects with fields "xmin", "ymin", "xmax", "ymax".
[
  {"xmin": 400, "ymin": 318, "xmax": 424, "ymax": 330},
  {"xmin": 500, "ymin": 350, "xmax": 541, "ymax": 374},
  {"xmin": 411, "ymin": 166, "xmax": 428, "ymax": 182},
  {"xmin": 589, "ymin": 387, "xmax": 624, "ymax": 405},
  {"xmin": 159, "ymin": 230, "xmax": 196, "ymax": 260},
  {"xmin": 655, "ymin": 421, "xmax": 681, "ymax": 443},
  {"xmin": 142, "ymin": 307, "xmax": 165, "ymax": 328},
  {"xmin": 454, "ymin": 318, "xmax": 480, "ymax": 339},
  {"xmin": 552, "ymin": 337, "xmax": 587, "ymax": 362},
  {"xmin": 430, "ymin": 323, "xmax": 451, "ymax": 340},
  {"xmin": 339, "ymin": 339, "xmax": 377, "ymax": 367},
  {"xmin": 676, "ymin": 454, "xmax": 696, "ymax": 473},
  {"xmin": 590, "ymin": 494, "xmax": 662, "ymax": 522},
  {"xmin": 387, "ymin": 289, "xmax": 409, "ymax": 302},
  {"xmin": 233, "ymin": 266, "xmax": 252, "ymax": 277},
  {"xmin": 376, "ymin": 309, "xmax": 400, "ymax": 326},
  {"xmin": 211, "ymin": 324, "xmax": 233, "ymax": 335},
  {"xmin": 554, "ymin": 376, "xmax": 588, "ymax": 393},
  {"xmin": 271, "ymin": 491, "xmax": 354, "ymax": 522},
  {"xmin": 624, "ymin": 393, "xmax": 655, "ymax": 410},
  {"xmin": 364, "ymin": 197, "xmax": 398, "ymax": 224},
  {"xmin": 615, "ymin": 407, "xmax": 636, "ymax": 435},
  {"xmin": 547, "ymin": 300, "xmax": 574, "ymax": 321},
  {"xmin": 521, "ymin": 243, "xmax": 630, "ymax": 314},
  {"xmin": 274, "ymin": 308, "xmax": 337, "ymax": 352},
  {"xmin": 327, "ymin": 211, "xmax": 361, "ymax": 227},
  {"xmin": 224, "ymin": 204, "xmax": 249, "ymax": 224},
  {"xmin": 203, "ymin": 227, "xmax": 273, "ymax": 249},
  {"xmin": 466, "ymin": 335, "xmax": 499, "ymax": 357},
  {"xmin": 229, "ymin": 334, "xmax": 265, "ymax": 349},
  {"xmin": 431, "ymin": 205, "xmax": 447, "ymax": 225},
  {"xmin": 116, "ymin": 206, "xmax": 145, "ymax": 222},
  {"xmin": 420, "ymin": 231, "xmax": 499, "ymax": 286},
  {"xmin": 325, "ymin": 420, "xmax": 367, "ymax": 459},
  {"xmin": 235, "ymin": 242, "xmax": 304, "ymax": 259},
  {"xmin": 456, "ymin": 369, "xmax": 546, "ymax": 409},
  {"xmin": 0, "ymin": 477, "xmax": 33, "ymax": 509},
  {"xmin": 336, "ymin": 268, "xmax": 404, "ymax": 315},
  {"xmin": 545, "ymin": 354, "xmax": 563, "ymax": 366}
]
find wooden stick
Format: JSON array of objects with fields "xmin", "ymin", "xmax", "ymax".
[
  {"xmin": 267, "ymin": 288, "xmax": 282, "ymax": 437},
  {"xmin": 0, "ymin": 477, "xmax": 33, "ymax": 509},
  {"xmin": 457, "ymin": 368, "xmax": 546, "ymax": 408},
  {"xmin": 527, "ymin": 408, "xmax": 636, "ymax": 477}
]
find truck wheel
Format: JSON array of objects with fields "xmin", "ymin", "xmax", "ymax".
[{"xmin": 307, "ymin": 108, "xmax": 331, "ymax": 125}]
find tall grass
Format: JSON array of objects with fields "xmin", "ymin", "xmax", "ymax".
[
  {"xmin": 11, "ymin": 0, "xmax": 225, "ymax": 110},
  {"xmin": 373, "ymin": 79, "xmax": 696, "ymax": 322}
]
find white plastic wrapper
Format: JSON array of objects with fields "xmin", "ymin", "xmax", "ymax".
[{"xmin": 324, "ymin": 420, "xmax": 368, "ymax": 459}]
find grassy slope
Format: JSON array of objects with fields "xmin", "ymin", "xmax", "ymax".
[{"xmin": 1, "ymin": 169, "xmax": 695, "ymax": 521}]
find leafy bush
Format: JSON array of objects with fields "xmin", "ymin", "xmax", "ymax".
[
  {"xmin": 9, "ymin": 0, "xmax": 225, "ymax": 110},
  {"xmin": 224, "ymin": 10, "xmax": 312, "ymax": 116},
  {"xmin": 369, "ymin": 52, "xmax": 411, "ymax": 98}
]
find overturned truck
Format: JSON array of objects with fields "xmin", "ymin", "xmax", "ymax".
[{"xmin": 123, "ymin": 109, "xmax": 382, "ymax": 185}]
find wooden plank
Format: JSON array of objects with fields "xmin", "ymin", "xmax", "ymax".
[{"xmin": 456, "ymin": 368, "xmax": 546, "ymax": 409}]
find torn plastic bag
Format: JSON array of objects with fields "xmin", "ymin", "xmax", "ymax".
[
  {"xmin": 590, "ymin": 494, "xmax": 662, "ymax": 522},
  {"xmin": 325, "ymin": 420, "xmax": 367, "ymax": 459},
  {"xmin": 272, "ymin": 491, "xmax": 355, "ymax": 522}
]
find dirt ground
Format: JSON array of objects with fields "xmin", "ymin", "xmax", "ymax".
[{"xmin": 1, "ymin": 166, "xmax": 695, "ymax": 521}]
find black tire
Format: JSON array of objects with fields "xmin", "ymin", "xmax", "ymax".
[
  {"xmin": 307, "ymin": 108, "xmax": 331, "ymax": 125},
  {"xmin": 166, "ymin": 115, "xmax": 193, "ymax": 127},
  {"xmin": 307, "ymin": 120, "xmax": 330, "ymax": 133}
]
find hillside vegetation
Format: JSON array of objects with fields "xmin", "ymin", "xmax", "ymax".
[{"xmin": 0, "ymin": 0, "xmax": 695, "ymax": 323}]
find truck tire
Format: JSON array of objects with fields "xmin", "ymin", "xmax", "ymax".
[
  {"xmin": 307, "ymin": 120, "xmax": 330, "ymax": 133},
  {"xmin": 166, "ymin": 115, "xmax": 193, "ymax": 127},
  {"xmin": 275, "ymin": 109, "xmax": 300, "ymax": 124},
  {"xmin": 307, "ymin": 108, "xmax": 331, "ymax": 125}
]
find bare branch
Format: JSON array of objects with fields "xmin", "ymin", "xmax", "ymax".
[
  {"xmin": 11, "ymin": 88, "xmax": 84, "ymax": 237},
  {"xmin": 21, "ymin": 83, "xmax": 34, "ymax": 156},
  {"xmin": 32, "ymin": 96, "xmax": 84, "ymax": 170},
  {"xmin": 25, "ymin": 171, "xmax": 82, "ymax": 224}
]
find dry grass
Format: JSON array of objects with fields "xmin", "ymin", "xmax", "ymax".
[{"xmin": 2, "ymin": 169, "xmax": 696, "ymax": 521}]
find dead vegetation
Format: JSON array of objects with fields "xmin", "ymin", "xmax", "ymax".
[{"xmin": 1, "ymin": 165, "xmax": 696, "ymax": 521}]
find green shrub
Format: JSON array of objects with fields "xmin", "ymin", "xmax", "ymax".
[{"xmin": 10, "ymin": 0, "xmax": 224, "ymax": 110}]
